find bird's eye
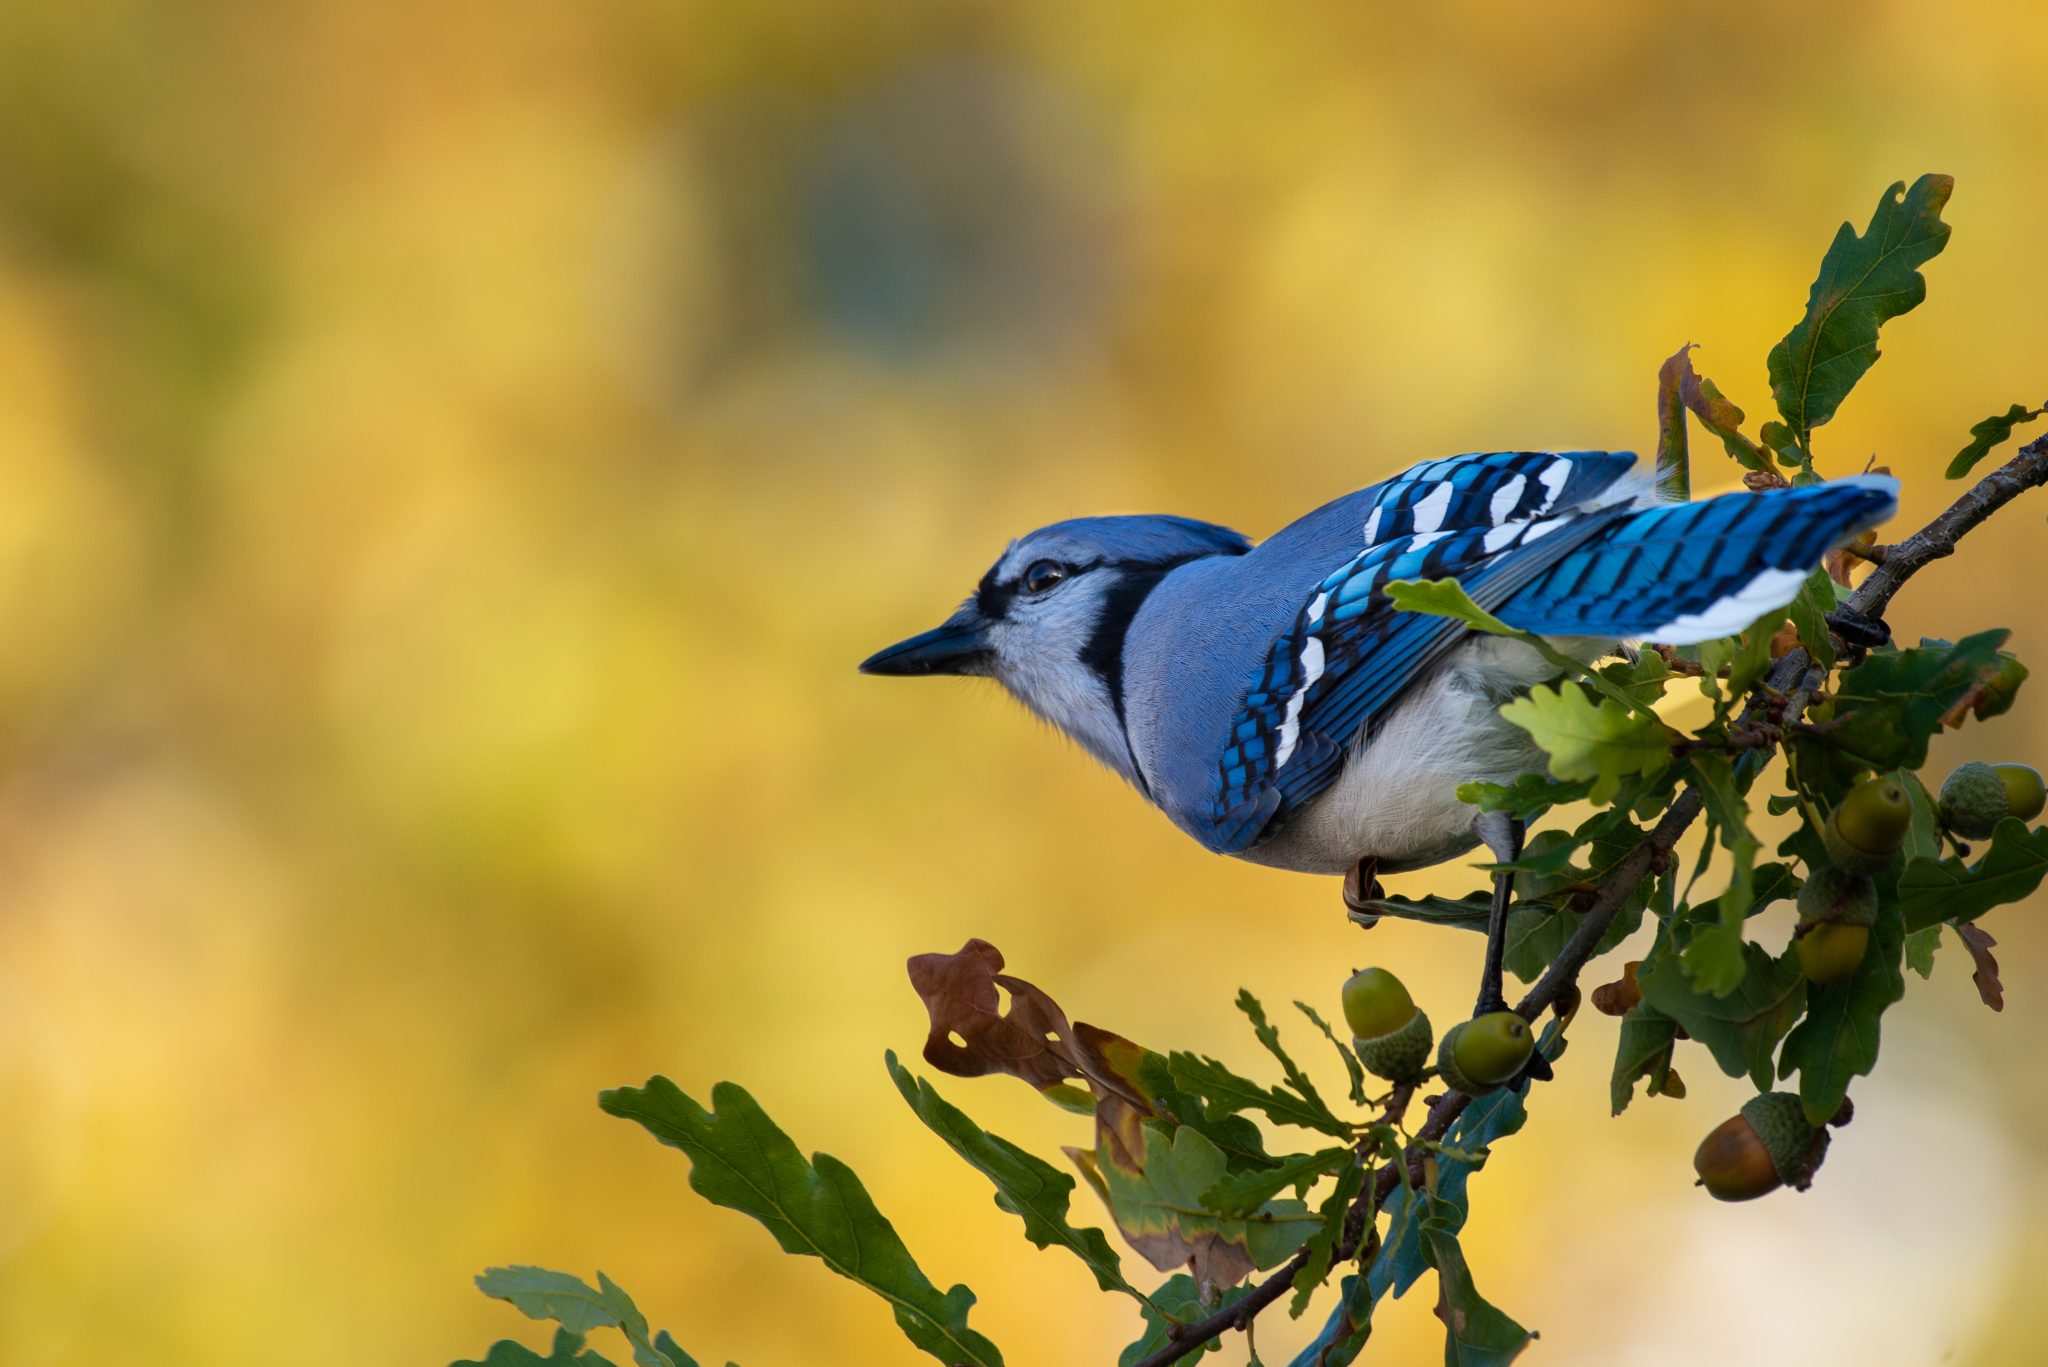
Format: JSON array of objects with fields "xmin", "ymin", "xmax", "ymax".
[{"xmin": 1021, "ymin": 559, "xmax": 1069, "ymax": 595}]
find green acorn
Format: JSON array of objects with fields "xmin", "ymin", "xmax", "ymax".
[
  {"xmin": 1792, "ymin": 867, "xmax": 1878, "ymax": 984},
  {"xmin": 1795, "ymin": 866, "xmax": 1878, "ymax": 927},
  {"xmin": 1939, "ymin": 761, "xmax": 2010, "ymax": 839},
  {"xmin": 1693, "ymin": 1091, "xmax": 1830, "ymax": 1201},
  {"xmin": 1822, "ymin": 778, "xmax": 1912, "ymax": 874},
  {"xmin": 1795, "ymin": 922, "xmax": 1869, "ymax": 984},
  {"xmin": 1435, "ymin": 1012, "xmax": 1534, "ymax": 1096},
  {"xmin": 1341, "ymin": 968, "xmax": 1432, "ymax": 1082},
  {"xmin": 1996, "ymin": 763, "xmax": 2046, "ymax": 822}
]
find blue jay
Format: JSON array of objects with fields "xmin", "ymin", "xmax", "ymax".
[{"xmin": 862, "ymin": 450, "xmax": 1896, "ymax": 1018}]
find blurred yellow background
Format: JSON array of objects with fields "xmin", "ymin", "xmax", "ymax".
[{"xmin": 3, "ymin": 2, "xmax": 2046, "ymax": 1364}]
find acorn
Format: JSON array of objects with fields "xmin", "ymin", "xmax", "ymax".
[
  {"xmin": 1693, "ymin": 1091, "xmax": 1830, "ymax": 1201},
  {"xmin": 1435, "ymin": 1012, "xmax": 1534, "ymax": 1096},
  {"xmin": 1822, "ymin": 778, "xmax": 1912, "ymax": 873},
  {"xmin": 1341, "ymin": 968, "xmax": 1433, "ymax": 1083},
  {"xmin": 1795, "ymin": 922, "xmax": 1870, "ymax": 984},
  {"xmin": 1939, "ymin": 761, "xmax": 2010, "ymax": 839},
  {"xmin": 1996, "ymin": 764, "xmax": 2046, "ymax": 823}
]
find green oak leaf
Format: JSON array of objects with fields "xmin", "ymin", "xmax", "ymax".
[
  {"xmin": 1295, "ymin": 1001, "xmax": 1369, "ymax": 1107},
  {"xmin": 1903, "ymin": 925, "xmax": 1940, "ymax": 978},
  {"xmin": 1344, "ymin": 890, "xmax": 1495, "ymax": 933},
  {"xmin": 598, "ymin": 1079, "xmax": 1003, "ymax": 1367},
  {"xmin": 1457, "ymin": 774, "xmax": 1594, "ymax": 821},
  {"xmin": 1126, "ymin": 1049, "xmax": 1275, "ymax": 1171},
  {"xmin": 1235, "ymin": 990, "xmax": 1337, "ymax": 1123},
  {"xmin": 1598, "ymin": 650, "xmax": 1675, "ymax": 711},
  {"xmin": 1778, "ymin": 897, "xmax": 1907, "ymax": 1124},
  {"xmin": 1786, "ymin": 568, "xmax": 1838, "ymax": 670},
  {"xmin": 1898, "ymin": 818, "xmax": 2048, "ymax": 931},
  {"xmin": 886, "ymin": 1053, "xmax": 1141, "ymax": 1300},
  {"xmin": 1682, "ymin": 752, "xmax": 1762, "ymax": 995},
  {"xmin": 1288, "ymin": 1159, "xmax": 1368, "ymax": 1319},
  {"xmin": 1766, "ymin": 174, "xmax": 1953, "ymax": 446},
  {"xmin": 1166, "ymin": 1052, "xmax": 1352, "ymax": 1137},
  {"xmin": 1198, "ymin": 1146, "xmax": 1352, "ymax": 1216},
  {"xmin": 1947, "ymin": 401, "xmax": 2047, "ymax": 479},
  {"xmin": 1083, "ymin": 1122, "xmax": 1320, "ymax": 1291},
  {"xmin": 1500, "ymin": 682, "xmax": 1674, "ymax": 805},
  {"xmin": 455, "ymin": 1329, "xmax": 624, "ymax": 1367},
  {"xmin": 1294, "ymin": 1272, "xmax": 1376, "ymax": 1366},
  {"xmin": 1759, "ymin": 420, "xmax": 1805, "ymax": 469},
  {"xmin": 1638, "ymin": 941, "xmax": 1805, "ymax": 1091},
  {"xmin": 1116, "ymin": 1275, "xmax": 1251, "ymax": 1367},
  {"xmin": 1418, "ymin": 1192, "xmax": 1537, "ymax": 1367},
  {"xmin": 1504, "ymin": 813, "xmax": 1652, "ymax": 983},
  {"xmin": 1817, "ymin": 631, "xmax": 2011, "ymax": 772},
  {"xmin": 1609, "ymin": 1005, "xmax": 1681, "ymax": 1116},
  {"xmin": 471, "ymin": 1269, "xmax": 698, "ymax": 1367}
]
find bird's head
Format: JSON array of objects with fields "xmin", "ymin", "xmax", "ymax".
[{"xmin": 860, "ymin": 514, "xmax": 1250, "ymax": 779}]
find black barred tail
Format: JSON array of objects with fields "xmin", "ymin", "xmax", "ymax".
[{"xmin": 1497, "ymin": 476, "xmax": 1897, "ymax": 644}]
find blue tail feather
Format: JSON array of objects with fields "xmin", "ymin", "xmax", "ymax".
[{"xmin": 1496, "ymin": 476, "xmax": 1897, "ymax": 644}]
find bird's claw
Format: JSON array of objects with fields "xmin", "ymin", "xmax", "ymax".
[
  {"xmin": 1826, "ymin": 608, "xmax": 1891, "ymax": 652},
  {"xmin": 1343, "ymin": 857, "xmax": 1383, "ymax": 928}
]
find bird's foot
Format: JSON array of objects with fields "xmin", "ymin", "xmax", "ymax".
[
  {"xmin": 1343, "ymin": 857, "xmax": 1383, "ymax": 929},
  {"xmin": 1826, "ymin": 607, "xmax": 1891, "ymax": 652}
]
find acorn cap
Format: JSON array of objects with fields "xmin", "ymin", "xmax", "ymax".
[
  {"xmin": 1795, "ymin": 866, "xmax": 1879, "ymax": 927},
  {"xmin": 1740, "ymin": 1091, "xmax": 1829, "ymax": 1189},
  {"xmin": 1939, "ymin": 761, "xmax": 2011, "ymax": 840},
  {"xmin": 1353, "ymin": 1008, "xmax": 1433, "ymax": 1084}
]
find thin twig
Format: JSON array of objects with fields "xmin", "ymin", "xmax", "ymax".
[{"xmin": 1130, "ymin": 435, "xmax": 2048, "ymax": 1367}]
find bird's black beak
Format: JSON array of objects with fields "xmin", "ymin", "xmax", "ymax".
[{"xmin": 859, "ymin": 607, "xmax": 993, "ymax": 677}]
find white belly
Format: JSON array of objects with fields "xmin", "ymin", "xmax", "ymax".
[{"xmin": 1240, "ymin": 635, "xmax": 1607, "ymax": 875}]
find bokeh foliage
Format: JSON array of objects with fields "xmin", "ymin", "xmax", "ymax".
[{"xmin": 3, "ymin": 3, "xmax": 2048, "ymax": 1366}]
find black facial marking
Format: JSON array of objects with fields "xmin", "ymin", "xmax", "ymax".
[{"xmin": 975, "ymin": 564, "xmax": 1015, "ymax": 620}]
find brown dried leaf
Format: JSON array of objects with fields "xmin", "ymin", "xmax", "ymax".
[
  {"xmin": 1655, "ymin": 345, "xmax": 1691, "ymax": 501},
  {"xmin": 906, "ymin": 939, "xmax": 1082, "ymax": 1089},
  {"xmin": 1669, "ymin": 345, "xmax": 1771, "ymax": 471},
  {"xmin": 1591, "ymin": 962, "xmax": 1642, "ymax": 1017},
  {"xmin": 1954, "ymin": 922, "xmax": 2004, "ymax": 1012}
]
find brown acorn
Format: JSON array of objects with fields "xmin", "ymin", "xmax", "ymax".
[{"xmin": 1694, "ymin": 1091, "xmax": 1830, "ymax": 1201}]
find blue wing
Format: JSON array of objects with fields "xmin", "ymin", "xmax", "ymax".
[
  {"xmin": 1203, "ymin": 451, "xmax": 1640, "ymax": 853},
  {"xmin": 1498, "ymin": 477, "xmax": 1897, "ymax": 641},
  {"xmin": 1353, "ymin": 449, "xmax": 1637, "ymax": 545}
]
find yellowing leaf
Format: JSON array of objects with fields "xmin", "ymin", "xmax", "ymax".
[
  {"xmin": 1498, "ymin": 683, "xmax": 1673, "ymax": 804},
  {"xmin": 1079, "ymin": 1122, "xmax": 1320, "ymax": 1295}
]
